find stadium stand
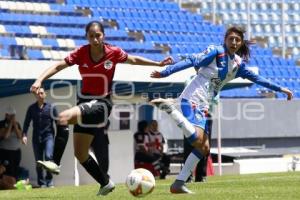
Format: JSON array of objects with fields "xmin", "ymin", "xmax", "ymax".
[
  {"xmin": 0, "ymin": 0, "xmax": 299, "ymax": 98},
  {"xmin": 180, "ymin": 0, "xmax": 300, "ymax": 63}
]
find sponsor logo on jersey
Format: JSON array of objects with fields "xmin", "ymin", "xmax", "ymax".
[
  {"xmin": 211, "ymin": 77, "xmax": 222, "ymax": 91},
  {"xmin": 82, "ymin": 63, "xmax": 88, "ymax": 68},
  {"xmin": 104, "ymin": 60, "xmax": 113, "ymax": 70}
]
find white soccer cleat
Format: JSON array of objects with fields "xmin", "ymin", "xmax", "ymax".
[
  {"xmin": 97, "ymin": 180, "xmax": 115, "ymax": 196},
  {"xmin": 150, "ymin": 98, "xmax": 176, "ymax": 114},
  {"xmin": 37, "ymin": 160, "xmax": 60, "ymax": 175},
  {"xmin": 170, "ymin": 180, "xmax": 194, "ymax": 194}
]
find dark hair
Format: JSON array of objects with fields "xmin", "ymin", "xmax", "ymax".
[
  {"xmin": 85, "ymin": 21, "xmax": 105, "ymax": 36},
  {"xmin": 137, "ymin": 120, "xmax": 148, "ymax": 132},
  {"xmin": 224, "ymin": 26, "xmax": 254, "ymax": 62},
  {"xmin": 150, "ymin": 120, "xmax": 157, "ymax": 124}
]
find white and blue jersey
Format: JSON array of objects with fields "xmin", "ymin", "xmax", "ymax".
[{"xmin": 160, "ymin": 44, "xmax": 282, "ymax": 131}]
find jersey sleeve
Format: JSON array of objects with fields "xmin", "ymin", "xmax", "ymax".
[
  {"xmin": 22, "ymin": 106, "xmax": 32, "ymax": 136},
  {"xmin": 64, "ymin": 46, "xmax": 83, "ymax": 66},
  {"xmin": 236, "ymin": 63, "xmax": 282, "ymax": 92},
  {"xmin": 160, "ymin": 45, "xmax": 218, "ymax": 77},
  {"xmin": 51, "ymin": 105, "xmax": 58, "ymax": 123},
  {"xmin": 115, "ymin": 47, "xmax": 128, "ymax": 63}
]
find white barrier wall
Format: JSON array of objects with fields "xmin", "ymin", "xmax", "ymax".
[
  {"xmin": 0, "ymin": 87, "xmax": 76, "ymax": 185},
  {"xmin": 0, "ymin": 87, "xmax": 135, "ymax": 186}
]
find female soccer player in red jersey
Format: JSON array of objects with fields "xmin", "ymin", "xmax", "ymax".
[{"xmin": 31, "ymin": 21, "xmax": 172, "ymax": 196}]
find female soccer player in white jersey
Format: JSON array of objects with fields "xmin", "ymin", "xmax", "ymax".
[{"xmin": 150, "ymin": 26, "xmax": 293, "ymax": 194}]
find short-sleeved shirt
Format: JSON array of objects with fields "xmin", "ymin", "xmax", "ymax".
[{"xmin": 64, "ymin": 43, "xmax": 128, "ymax": 96}]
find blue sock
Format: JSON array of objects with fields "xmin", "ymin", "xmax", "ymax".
[
  {"xmin": 186, "ymin": 132, "xmax": 198, "ymax": 144},
  {"xmin": 192, "ymin": 149, "xmax": 203, "ymax": 160}
]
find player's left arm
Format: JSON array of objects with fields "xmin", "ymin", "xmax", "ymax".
[
  {"xmin": 126, "ymin": 55, "xmax": 173, "ymax": 67},
  {"xmin": 236, "ymin": 63, "xmax": 293, "ymax": 100}
]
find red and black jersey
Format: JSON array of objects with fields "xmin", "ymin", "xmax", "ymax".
[{"xmin": 64, "ymin": 43, "xmax": 128, "ymax": 96}]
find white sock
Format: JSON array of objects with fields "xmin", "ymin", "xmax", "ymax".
[
  {"xmin": 169, "ymin": 109, "xmax": 196, "ymax": 138},
  {"xmin": 177, "ymin": 152, "xmax": 201, "ymax": 181}
]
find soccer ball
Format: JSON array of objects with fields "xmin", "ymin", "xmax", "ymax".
[{"xmin": 125, "ymin": 168, "xmax": 155, "ymax": 197}]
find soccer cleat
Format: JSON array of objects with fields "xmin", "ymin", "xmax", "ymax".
[
  {"xmin": 37, "ymin": 160, "xmax": 60, "ymax": 175},
  {"xmin": 150, "ymin": 98, "xmax": 176, "ymax": 114},
  {"xmin": 170, "ymin": 180, "xmax": 194, "ymax": 194},
  {"xmin": 97, "ymin": 180, "xmax": 115, "ymax": 196}
]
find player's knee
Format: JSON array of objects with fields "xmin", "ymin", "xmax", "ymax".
[
  {"xmin": 192, "ymin": 141, "xmax": 210, "ymax": 156},
  {"xmin": 202, "ymin": 144, "xmax": 210, "ymax": 156},
  {"xmin": 74, "ymin": 151, "xmax": 87, "ymax": 163},
  {"xmin": 58, "ymin": 113, "xmax": 68, "ymax": 126}
]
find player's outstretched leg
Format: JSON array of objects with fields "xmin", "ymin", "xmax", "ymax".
[
  {"xmin": 36, "ymin": 125, "xmax": 70, "ymax": 175},
  {"xmin": 151, "ymin": 98, "xmax": 198, "ymax": 144},
  {"xmin": 37, "ymin": 160, "xmax": 60, "ymax": 175},
  {"xmin": 150, "ymin": 98, "xmax": 176, "ymax": 114}
]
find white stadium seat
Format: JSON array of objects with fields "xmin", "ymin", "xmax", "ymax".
[
  {"xmin": 23, "ymin": 37, "xmax": 34, "ymax": 47},
  {"xmin": 24, "ymin": 2, "xmax": 34, "ymax": 11},
  {"xmin": 0, "ymin": 24, "xmax": 6, "ymax": 34},
  {"xmin": 292, "ymin": 47, "xmax": 299, "ymax": 56},
  {"xmin": 268, "ymin": 36, "xmax": 276, "ymax": 48},
  {"xmin": 260, "ymin": 3, "xmax": 268, "ymax": 12},
  {"xmin": 260, "ymin": 13, "xmax": 269, "ymax": 24},
  {"xmin": 218, "ymin": 2, "xmax": 227, "ymax": 11},
  {"xmin": 29, "ymin": 26, "xmax": 48, "ymax": 36},
  {"xmin": 40, "ymin": 3, "xmax": 51, "ymax": 12},
  {"xmin": 15, "ymin": 37, "xmax": 25, "ymax": 46},
  {"xmin": 32, "ymin": 38, "xmax": 42, "ymax": 47},
  {"xmin": 270, "ymin": 3, "xmax": 279, "ymax": 12},
  {"xmin": 250, "ymin": 3, "xmax": 257, "ymax": 12},
  {"xmin": 50, "ymin": 50, "xmax": 61, "ymax": 60},
  {"xmin": 7, "ymin": 1, "xmax": 17, "ymax": 11},
  {"xmin": 274, "ymin": 24, "xmax": 281, "ymax": 35},
  {"xmin": 285, "ymin": 25, "xmax": 292, "ymax": 34},
  {"xmin": 264, "ymin": 25, "xmax": 272, "ymax": 34},
  {"xmin": 294, "ymin": 25, "xmax": 300, "ymax": 34},
  {"xmin": 57, "ymin": 39, "xmax": 67, "ymax": 48},
  {"xmin": 42, "ymin": 49, "xmax": 51, "ymax": 59},
  {"xmin": 286, "ymin": 36, "xmax": 295, "ymax": 47},
  {"xmin": 239, "ymin": 2, "xmax": 247, "ymax": 11},
  {"xmin": 65, "ymin": 39, "xmax": 76, "ymax": 48}
]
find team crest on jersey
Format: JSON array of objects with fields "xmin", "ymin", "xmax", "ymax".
[
  {"xmin": 195, "ymin": 113, "xmax": 203, "ymax": 121},
  {"xmin": 104, "ymin": 60, "xmax": 113, "ymax": 70}
]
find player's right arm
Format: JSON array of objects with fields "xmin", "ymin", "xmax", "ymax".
[
  {"xmin": 31, "ymin": 61, "xmax": 69, "ymax": 94},
  {"xmin": 151, "ymin": 45, "xmax": 218, "ymax": 78},
  {"xmin": 22, "ymin": 106, "xmax": 33, "ymax": 145}
]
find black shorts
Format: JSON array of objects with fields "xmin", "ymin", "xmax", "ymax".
[{"xmin": 73, "ymin": 95, "xmax": 112, "ymax": 135}]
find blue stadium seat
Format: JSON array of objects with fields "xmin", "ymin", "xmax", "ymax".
[
  {"xmin": 0, "ymin": 48, "xmax": 10, "ymax": 58},
  {"xmin": 42, "ymin": 38, "xmax": 59, "ymax": 48},
  {"xmin": 27, "ymin": 49, "xmax": 44, "ymax": 60},
  {"xmin": 0, "ymin": 36, "xmax": 17, "ymax": 46}
]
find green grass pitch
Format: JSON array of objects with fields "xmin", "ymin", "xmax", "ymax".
[{"xmin": 1, "ymin": 172, "xmax": 299, "ymax": 200}]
